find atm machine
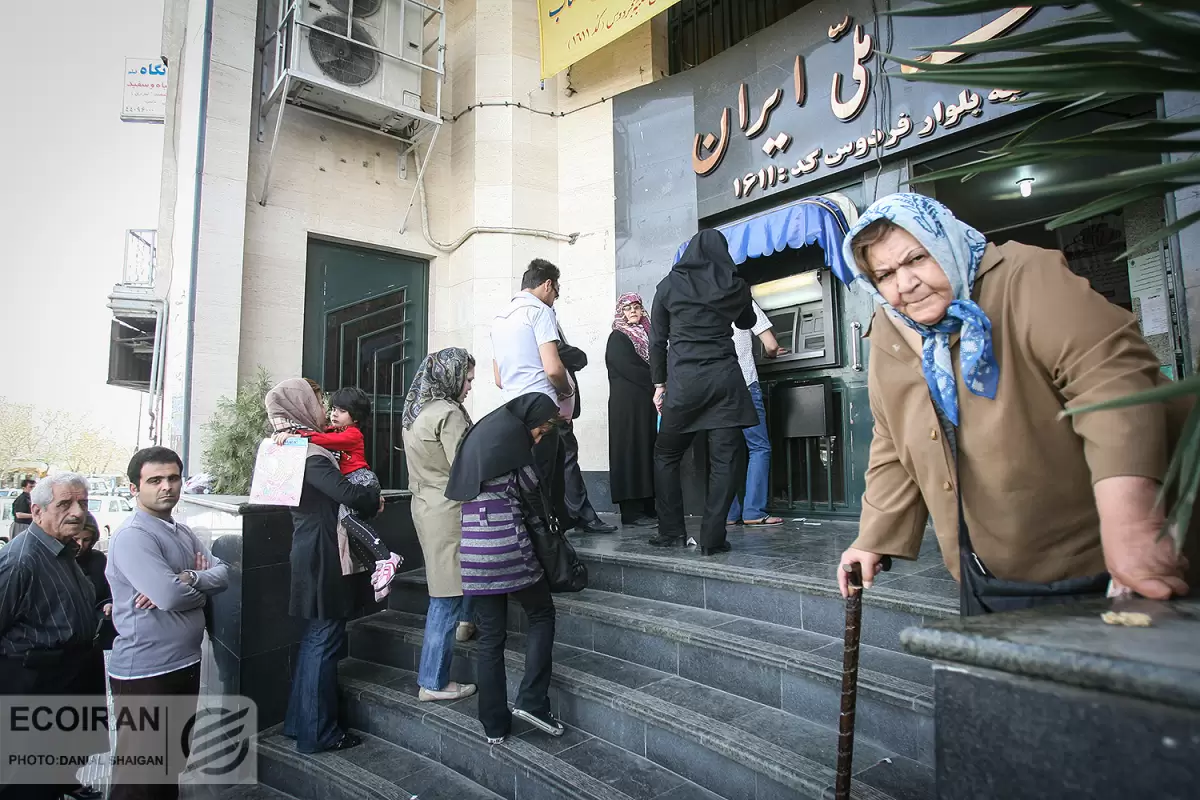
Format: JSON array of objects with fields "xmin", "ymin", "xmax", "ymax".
[{"xmin": 747, "ymin": 267, "xmax": 845, "ymax": 513}]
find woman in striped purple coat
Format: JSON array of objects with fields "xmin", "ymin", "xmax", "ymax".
[{"xmin": 445, "ymin": 393, "xmax": 565, "ymax": 744}]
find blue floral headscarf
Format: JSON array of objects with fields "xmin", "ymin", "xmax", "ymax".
[{"xmin": 841, "ymin": 193, "xmax": 997, "ymax": 427}]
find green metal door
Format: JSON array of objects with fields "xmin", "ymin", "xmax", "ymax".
[{"xmin": 303, "ymin": 239, "xmax": 428, "ymax": 490}]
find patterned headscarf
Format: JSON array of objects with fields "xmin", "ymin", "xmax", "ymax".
[
  {"xmin": 402, "ymin": 347, "xmax": 475, "ymax": 430},
  {"xmin": 612, "ymin": 292, "xmax": 651, "ymax": 363},
  {"xmin": 842, "ymin": 193, "xmax": 997, "ymax": 427}
]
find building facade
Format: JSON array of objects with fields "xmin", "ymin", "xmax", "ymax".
[{"xmin": 115, "ymin": 0, "xmax": 1200, "ymax": 515}]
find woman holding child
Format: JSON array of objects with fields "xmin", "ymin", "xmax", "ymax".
[{"xmin": 267, "ymin": 377, "xmax": 381, "ymax": 754}]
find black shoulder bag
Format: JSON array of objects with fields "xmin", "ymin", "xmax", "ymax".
[
  {"xmin": 518, "ymin": 471, "xmax": 589, "ymax": 593},
  {"xmin": 939, "ymin": 410, "xmax": 1109, "ymax": 616}
]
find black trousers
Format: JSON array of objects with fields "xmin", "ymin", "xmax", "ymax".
[
  {"xmin": 654, "ymin": 427, "xmax": 747, "ymax": 548},
  {"xmin": 0, "ymin": 647, "xmax": 107, "ymax": 800},
  {"xmin": 618, "ymin": 499, "xmax": 656, "ymax": 523},
  {"xmin": 471, "ymin": 579, "xmax": 556, "ymax": 739},
  {"xmin": 560, "ymin": 424, "xmax": 600, "ymax": 525},
  {"xmin": 342, "ymin": 514, "xmax": 390, "ymax": 567},
  {"xmin": 109, "ymin": 664, "xmax": 202, "ymax": 800}
]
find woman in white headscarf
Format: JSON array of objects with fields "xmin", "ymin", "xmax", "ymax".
[
  {"xmin": 835, "ymin": 193, "xmax": 1190, "ymax": 615},
  {"xmin": 267, "ymin": 378, "xmax": 381, "ymax": 753}
]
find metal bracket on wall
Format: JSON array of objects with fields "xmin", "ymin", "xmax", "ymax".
[
  {"xmin": 254, "ymin": 0, "xmax": 448, "ymax": 208},
  {"xmin": 258, "ymin": 74, "xmax": 290, "ymax": 207},
  {"xmin": 399, "ymin": 125, "xmax": 440, "ymax": 234}
]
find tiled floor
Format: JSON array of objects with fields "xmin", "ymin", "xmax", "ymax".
[{"xmin": 575, "ymin": 517, "xmax": 956, "ymax": 591}]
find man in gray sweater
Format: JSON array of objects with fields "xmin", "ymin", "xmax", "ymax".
[{"xmin": 106, "ymin": 447, "xmax": 230, "ymax": 800}]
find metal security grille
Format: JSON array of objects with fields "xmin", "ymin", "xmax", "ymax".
[
  {"xmin": 667, "ymin": 0, "xmax": 809, "ymax": 74},
  {"xmin": 321, "ymin": 288, "xmax": 417, "ymax": 490}
]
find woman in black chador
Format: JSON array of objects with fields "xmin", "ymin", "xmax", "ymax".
[
  {"xmin": 605, "ymin": 292, "xmax": 658, "ymax": 527},
  {"xmin": 649, "ymin": 229, "xmax": 758, "ymax": 554}
]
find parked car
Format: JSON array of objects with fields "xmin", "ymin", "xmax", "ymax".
[{"xmin": 89, "ymin": 495, "xmax": 135, "ymax": 537}]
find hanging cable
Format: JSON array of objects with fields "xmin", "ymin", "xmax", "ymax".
[
  {"xmin": 410, "ymin": 147, "xmax": 579, "ymax": 254},
  {"xmin": 447, "ymin": 96, "xmax": 611, "ymax": 123}
]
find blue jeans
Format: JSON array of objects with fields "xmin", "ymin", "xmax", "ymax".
[
  {"xmin": 728, "ymin": 382, "xmax": 771, "ymax": 522},
  {"xmin": 417, "ymin": 595, "xmax": 473, "ymax": 691},
  {"xmin": 284, "ymin": 618, "xmax": 348, "ymax": 753}
]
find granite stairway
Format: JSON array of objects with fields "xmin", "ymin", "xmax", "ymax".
[{"xmin": 321, "ymin": 519, "xmax": 958, "ymax": 800}]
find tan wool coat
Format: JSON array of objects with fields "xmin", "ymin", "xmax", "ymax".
[
  {"xmin": 401, "ymin": 399, "xmax": 471, "ymax": 597},
  {"xmin": 855, "ymin": 241, "xmax": 1185, "ymax": 584}
]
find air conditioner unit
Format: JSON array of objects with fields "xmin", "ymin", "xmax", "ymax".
[{"xmin": 293, "ymin": 0, "xmax": 425, "ymax": 124}]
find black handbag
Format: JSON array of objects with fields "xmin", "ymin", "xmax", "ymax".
[
  {"xmin": 957, "ymin": 499, "xmax": 1110, "ymax": 615},
  {"xmin": 519, "ymin": 475, "xmax": 588, "ymax": 593},
  {"xmin": 949, "ymin": 430, "xmax": 1109, "ymax": 616},
  {"xmin": 930, "ymin": 403, "xmax": 1108, "ymax": 615}
]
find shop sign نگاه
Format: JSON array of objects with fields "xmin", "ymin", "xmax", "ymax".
[
  {"xmin": 122, "ymin": 57, "xmax": 168, "ymax": 122},
  {"xmin": 538, "ymin": 0, "xmax": 685, "ymax": 80},
  {"xmin": 692, "ymin": 7, "xmax": 1041, "ymax": 204}
]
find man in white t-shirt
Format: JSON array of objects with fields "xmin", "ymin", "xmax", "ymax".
[
  {"xmin": 492, "ymin": 259, "xmax": 575, "ymax": 522},
  {"xmin": 728, "ymin": 300, "xmax": 787, "ymax": 527}
]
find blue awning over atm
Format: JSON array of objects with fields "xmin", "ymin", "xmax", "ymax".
[{"xmin": 673, "ymin": 196, "xmax": 855, "ymax": 285}]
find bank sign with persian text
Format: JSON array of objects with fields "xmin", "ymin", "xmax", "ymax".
[
  {"xmin": 538, "ymin": 0, "xmax": 683, "ymax": 79},
  {"xmin": 690, "ymin": 2, "xmax": 1075, "ymax": 219}
]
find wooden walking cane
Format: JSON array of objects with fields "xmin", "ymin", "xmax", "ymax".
[
  {"xmin": 835, "ymin": 562, "xmax": 865, "ymax": 800},
  {"xmin": 834, "ymin": 557, "xmax": 891, "ymax": 799}
]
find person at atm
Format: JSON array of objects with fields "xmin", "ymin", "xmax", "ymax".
[
  {"xmin": 649, "ymin": 229, "xmax": 759, "ymax": 555},
  {"xmin": 727, "ymin": 299, "xmax": 787, "ymax": 528},
  {"xmin": 835, "ymin": 193, "xmax": 1190, "ymax": 615}
]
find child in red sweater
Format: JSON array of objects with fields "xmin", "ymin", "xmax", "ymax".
[{"xmin": 277, "ymin": 387, "xmax": 401, "ymax": 600}]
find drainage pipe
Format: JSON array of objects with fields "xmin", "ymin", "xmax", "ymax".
[
  {"xmin": 409, "ymin": 147, "xmax": 579, "ymax": 254},
  {"xmin": 180, "ymin": 0, "xmax": 215, "ymax": 472}
]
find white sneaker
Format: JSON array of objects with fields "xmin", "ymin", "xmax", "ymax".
[
  {"xmin": 511, "ymin": 707, "xmax": 565, "ymax": 737},
  {"xmin": 686, "ymin": 537, "xmax": 698, "ymax": 547},
  {"xmin": 418, "ymin": 682, "xmax": 477, "ymax": 702}
]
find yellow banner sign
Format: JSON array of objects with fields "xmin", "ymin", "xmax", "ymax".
[{"xmin": 538, "ymin": 0, "xmax": 684, "ymax": 79}]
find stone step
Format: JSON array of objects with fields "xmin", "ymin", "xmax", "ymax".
[
  {"xmin": 181, "ymin": 780, "xmax": 297, "ymax": 800},
  {"xmin": 350, "ymin": 612, "xmax": 934, "ymax": 800},
  {"xmin": 568, "ymin": 526, "xmax": 957, "ymax": 652},
  {"xmin": 389, "ymin": 578, "xmax": 934, "ymax": 765},
  {"xmin": 256, "ymin": 729, "xmax": 504, "ymax": 800},
  {"xmin": 334, "ymin": 658, "xmax": 726, "ymax": 800}
]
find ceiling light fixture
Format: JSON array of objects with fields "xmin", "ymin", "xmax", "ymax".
[{"xmin": 1017, "ymin": 178, "xmax": 1035, "ymax": 198}]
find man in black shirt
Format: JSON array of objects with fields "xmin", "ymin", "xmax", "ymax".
[
  {"xmin": 10, "ymin": 478, "xmax": 34, "ymax": 536},
  {"xmin": 0, "ymin": 473, "xmax": 106, "ymax": 800}
]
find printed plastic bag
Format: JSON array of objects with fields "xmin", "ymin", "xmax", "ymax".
[{"xmin": 249, "ymin": 437, "xmax": 308, "ymax": 506}]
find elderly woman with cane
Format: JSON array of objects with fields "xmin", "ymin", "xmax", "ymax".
[{"xmin": 835, "ymin": 193, "xmax": 1189, "ymax": 615}]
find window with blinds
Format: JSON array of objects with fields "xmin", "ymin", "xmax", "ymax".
[{"xmin": 667, "ymin": 0, "xmax": 810, "ymax": 75}]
